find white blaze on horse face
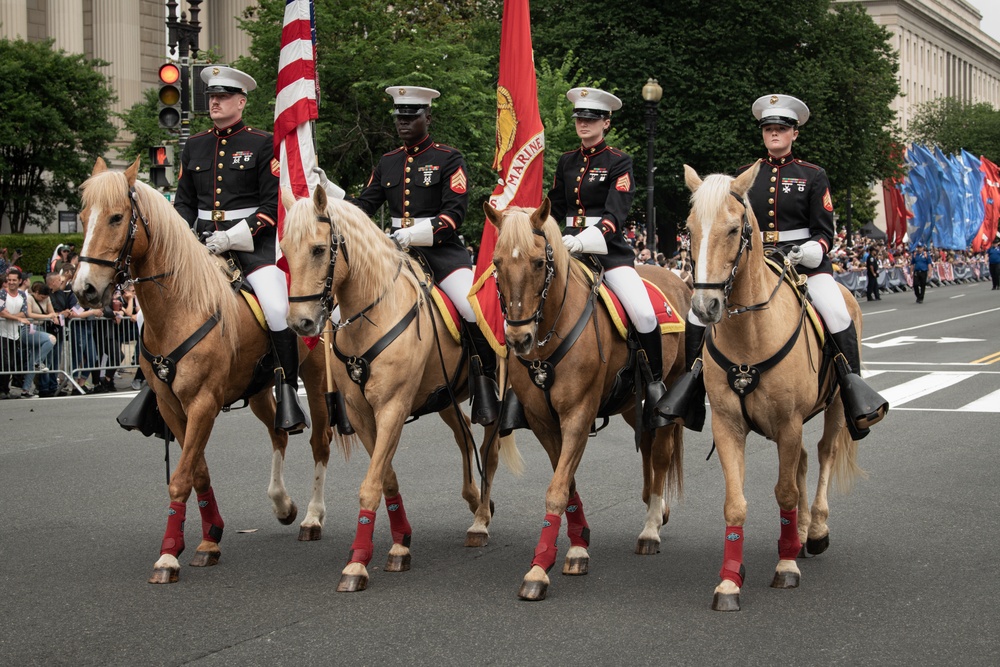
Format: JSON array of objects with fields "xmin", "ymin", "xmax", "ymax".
[
  {"xmin": 511, "ymin": 247, "xmax": 520, "ymax": 259},
  {"xmin": 694, "ymin": 211, "xmax": 713, "ymax": 285},
  {"xmin": 74, "ymin": 207, "xmax": 103, "ymax": 287}
]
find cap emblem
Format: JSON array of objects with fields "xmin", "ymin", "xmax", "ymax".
[
  {"xmin": 399, "ymin": 88, "xmax": 406, "ymax": 95},
  {"xmin": 213, "ymin": 67, "xmax": 220, "ymax": 76},
  {"xmin": 769, "ymin": 95, "xmax": 778, "ymax": 105},
  {"xmin": 580, "ymin": 89, "xmax": 589, "ymax": 97}
]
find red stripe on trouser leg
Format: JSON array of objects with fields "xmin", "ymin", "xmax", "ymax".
[
  {"xmin": 530, "ymin": 513, "xmax": 562, "ymax": 572},
  {"xmin": 160, "ymin": 501, "xmax": 187, "ymax": 557},
  {"xmin": 197, "ymin": 487, "xmax": 225, "ymax": 544},
  {"xmin": 719, "ymin": 526, "xmax": 745, "ymax": 588},
  {"xmin": 565, "ymin": 492, "xmax": 590, "ymax": 548},
  {"xmin": 778, "ymin": 508, "xmax": 801, "ymax": 560},
  {"xmin": 348, "ymin": 509, "xmax": 377, "ymax": 566},
  {"xmin": 384, "ymin": 494, "xmax": 412, "ymax": 547}
]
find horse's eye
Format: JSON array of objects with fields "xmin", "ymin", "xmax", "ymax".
[
  {"xmin": 110, "ymin": 213, "xmax": 124, "ymax": 225},
  {"xmin": 492, "ymin": 257, "xmax": 502, "ymax": 268},
  {"xmin": 727, "ymin": 227, "xmax": 739, "ymax": 237},
  {"xmin": 532, "ymin": 258, "xmax": 545, "ymax": 270},
  {"xmin": 311, "ymin": 245, "xmax": 325, "ymax": 258}
]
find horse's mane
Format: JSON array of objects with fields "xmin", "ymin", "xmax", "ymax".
[
  {"xmin": 283, "ymin": 195, "xmax": 417, "ymax": 309},
  {"xmin": 495, "ymin": 206, "xmax": 588, "ymax": 287},
  {"xmin": 80, "ymin": 170, "xmax": 241, "ymax": 351},
  {"xmin": 690, "ymin": 174, "xmax": 737, "ymax": 222}
]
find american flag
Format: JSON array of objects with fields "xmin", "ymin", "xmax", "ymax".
[{"xmin": 274, "ymin": 0, "xmax": 320, "ymax": 237}]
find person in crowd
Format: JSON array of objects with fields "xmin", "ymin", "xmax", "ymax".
[
  {"xmin": 866, "ymin": 244, "xmax": 881, "ymax": 301},
  {"xmin": 172, "ymin": 65, "xmax": 306, "ymax": 431},
  {"xmin": 46, "ymin": 270, "xmax": 79, "ymax": 395},
  {"xmin": 1, "ymin": 269, "xmax": 30, "ymax": 399},
  {"xmin": 548, "ymin": 86, "xmax": 669, "ymax": 430},
  {"xmin": 659, "ymin": 93, "xmax": 887, "ymax": 439},
  {"xmin": 49, "ymin": 245, "xmax": 72, "ymax": 274},
  {"xmin": 24, "ymin": 282, "xmax": 59, "ymax": 397},
  {"xmin": 911, "ymin": 242, "xmax": 931, "ymax": 303},
  {"xmin": 988, "ymin": 237, "xmax": 1000, "ymax": 291},
  {"xmin": 344, "ymin": 85, "xmax": 499, "ymax": 425},
  {"xmin": 119, "ymin": 283, "xmax": 144, "ymax": 389}
]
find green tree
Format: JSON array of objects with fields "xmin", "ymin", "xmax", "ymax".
[
  {"xmin": 908, "ymin": 97, "xmax": 1000, "ymax": 161},
  {"xmin": 116, "ymin": 87, "xmax": 212, "ymax": 166},
  {"xmin": 0, "ymin": 38, "xmax": 117, "ymax": 233}
]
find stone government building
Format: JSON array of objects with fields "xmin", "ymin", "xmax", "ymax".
[{"xmin": 1, "ymin": 0, "xmax": 999, "ymax": 233}]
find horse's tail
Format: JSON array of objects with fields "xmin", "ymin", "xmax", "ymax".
[
  {"xmin": 832, "ymin": 424, "xmax": 867, "ymax": 494},
  {"xmin": 498, "ymin": 433, "xmax": 524, "ymax": 476},
  {"xmin": 665, "ymin": 423, "xmax": 684, "ymax": 501},
  {"xmin": 332, "ymin": 430, "xmax": 360, "ymax": 461}
]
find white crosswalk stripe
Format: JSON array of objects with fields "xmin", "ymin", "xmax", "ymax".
[{"xmin": 864, "ymin": 369, "xmax": 1000, "ymax": 412}]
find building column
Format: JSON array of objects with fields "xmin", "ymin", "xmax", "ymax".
[
  {"xmin": 206, "ymin": 0, "xmax": 251, "ymax": 62},
  {"xmin": 47, "ymin": 0, "xmax": 84, "ymax": 53},
  {"xmin": 0, "ymin": 0, "xmax": 28, "ymax": 39},
  {"xmin": 92, "ymin": 0, "xmax": 141, "ymax": 123}
]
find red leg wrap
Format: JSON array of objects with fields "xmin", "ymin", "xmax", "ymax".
[
  {"xmin": 384, "ymin": 494, "xmax": 412, "ymax": 547},
  {"xmin": 778, "ymin": 508, "xmax": 801, "ymax": 560},
  {"xmin": 160, "ymin": 501, "xmax": 187, "ymax": 557},
  {"xmin": 719, "ymin": 526, "xmax": 745, "ymax": 588},
  {"xmin": 565, "ymin": 492, "xmax": 591, "ymax": 549},
  {"xmin": 348, "ymin": 509, "xmax": 377, "ymax": 566},
  {"xmin": 197, "ymin": 487, "xmax": 225, "ymax": 544},
  {"xmin": 530, "ymin": 513, "xmax": 562, "ymax": 573}
]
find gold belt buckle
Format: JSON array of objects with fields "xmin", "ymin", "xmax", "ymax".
[
  {"xmin": 574, "ymin": 216, "xmax": 586, "ymax": 227},
  {"xmin": 212, "ymin": 210, "xmax": 225, "ymax": 222},
  {"xmin": 401, "ymin": 216, "xmax": 415, "ymax": 228},
  {"xmin": 763, "ymin": 231, "xmax": 778, "ymax": 244}
]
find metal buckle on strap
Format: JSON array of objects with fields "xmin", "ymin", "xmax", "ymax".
[
  {"xmin": 401, "ymin": 216, "xmax": 415, "ymax": 228},
  {"xmin": 212, "ymin": 210, "xmax": 225, "ymax": 222},
  {"xmin": 763, "ymin": 231, "xmax": 779, "ymax": 244}
]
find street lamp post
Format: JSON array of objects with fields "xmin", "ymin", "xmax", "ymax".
[{"xmin": 642, "ymin": 78, "xmax": 663, "ymax": 257}]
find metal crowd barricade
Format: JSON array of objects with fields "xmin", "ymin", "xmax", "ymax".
[
  {"xmin": 65, "ymin": 316, "xmax": 140, "ymax": 393},
  {"xmin": 0, "ymin": 322, "xmax": 75, "ymax": 394}
]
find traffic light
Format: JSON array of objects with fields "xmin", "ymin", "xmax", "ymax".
[
  {"xmin": 148, "ymin": 145, "xmax": 171, "ymax": 189},
  {"xmin": 157, "ymin": 62, "xmax": 182, "ymax": 130}
]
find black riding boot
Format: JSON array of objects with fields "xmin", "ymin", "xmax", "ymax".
[
  {"xmin": 830, "ymin": 322, "xmax": 888, "ymax": 440},
  {"xmin": 498, "ymin": 387, "xmax": 530, "ymax": 437},
  {"xmin": 654, "ymin": 321, "xmax": 707, "ymax": 432},
  {"xmin": 637, "ymin": 329, "xmax": 669, "ymax": 430},
  {"xmin": 324, "ymin": 390, "xmax": 355, "ymax": 435},
  {"xmin": 467, "ymin": 325, "xmax": 500, "ymax": 426},
  {"xmin": 272, "ymin": 328, "xmax": 310, "ymax": 434}
]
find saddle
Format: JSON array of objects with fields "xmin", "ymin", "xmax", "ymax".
[{"xmin": 575, "ymin": 258, "xmax": 685, "ymax": 339}]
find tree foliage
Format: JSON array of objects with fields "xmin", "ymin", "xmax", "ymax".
[
  {"xmin": 908, "ymin": 97, "xmax": 1000, "ymax": 161},
  {"xmin": 0, "ymin": 38, "xmax": 117, "ymax": 233}
]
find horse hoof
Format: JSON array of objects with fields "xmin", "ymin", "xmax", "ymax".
[
  {"xmin": 298, "ymin": 525, "xmax": 322, "ymax": 541},
  {"xmin": 336, "ymin": 573, "xmax": 368, "ymax": 592},
  {"xmin": 384, "ymin": 553, "xmax": 411, "ymax": 572},
  {"xmin": 278, "ymin": 502, "xmax": 298, "ymax": 526},
  {"xmin": 518, "ymin": 580, "xmax": 548, "ymax": 601},
  {"xmin": 189, "ymin": 550, "xmax": 220, "ymax": 567},
  {"xmin": 148, "ymin": 567, "xmax": 179, "ymax": 584},
  {"xmin": 562, "ymin": 556, "xmax": 589, "ymax": 576},
  {"xmin": 771, "ymin": 571, "xmax": 801, "ymax": 589},
  {"xmin": 635, "ymin": 538, "xmax": 661, "ymax": 555},
  {"xmin": 465, "ymin": 532, "xmax": 489, "ymax": 548},
  {"xmin": 798, "ymin": 545, "xmax": 808, "ymax": 558},
  {"xmin": 712, "ymin": 592, "xmax": 741, "ymax": 611},
  {"xmin": 806, "ymin": 534, "xmax": 829, "ymax": 555}
]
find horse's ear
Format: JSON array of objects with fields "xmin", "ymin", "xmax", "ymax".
[
  {"xmin": 280, "ymin": 186, "xmax": 296, "ymax": 213},
  {"xmin": 313, "ymin": 183, "xmax": 328, "ymax": 212},
  {"xmin": 125, "ymin": 155, "xmax": 141, "ymax": 186},
  {"xmin": 683, "ymin": 164, "xmax": 702, "ymax": 193},
  {"xmin": 92, "ymin": 157, "xmax": 108, "ymax": 176},
  {"xmin": 731, "ymin": 160, "xmax": 760, "ymax": 197},
  {"xmin": 483, "ymin": 201, "xmax": 503, "ymax": 229},
  {"xmin": 530, "ymin": 197, "xmax": 551, "ymax": 231}
]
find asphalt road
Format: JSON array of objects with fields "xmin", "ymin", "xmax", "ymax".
[{"xmin": 2, "ymin": 280, "xmax": 998, "ymax": 666}]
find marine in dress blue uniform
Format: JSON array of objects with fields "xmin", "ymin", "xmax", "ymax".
[
  {"xmin": 549, "ymin": 87, "xmax": 669, "ymax": 430},
  {"xmin": 348, "ymin": 86, "xmax": 499, "ymax": 424},
  {"xmin": 173, "ymin": 66, "xmax": 307, "ymax": 433}
]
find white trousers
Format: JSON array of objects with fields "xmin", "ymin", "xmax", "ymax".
[
  {"xmin": 439, "ymin": 267, "xmax": 476, "ymax": 323},
  {"xmin": 604, "ymin": 266, "xmax": 658, "ymax": 334},
  {"xmin": 806, "ymin": 273, "xmax": 852, "ymax": 333},
  {"xmin": 245, "ymin": 265, "xmax": 290, "ymax": 332}
]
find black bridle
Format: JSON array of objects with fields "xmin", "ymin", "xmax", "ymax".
[
  {"xmin": 495, "ymin": 228, "xmax": 555, "ymax": 328},
  {"xmin": 287, "ymin": 213, "xmax": 346, "ymax": 318},
  {"xmin": 78, "ymin": 184, "xmax": 152, "ymax": 287},
  {"xmin": 691, "ymin": 191, "xmax": 753, "ymax": 303}
]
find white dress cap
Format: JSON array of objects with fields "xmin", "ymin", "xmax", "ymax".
[
  {"xmin": 202, "ymin": 66, "xmax": 257, "ymax": 95},
  {"xmin": 752, "ymin": 94, "xmax": 810, "ymax": 127},
  {"xmin": 567, "ymin": 87, "xmax": 622, "ymax": 119},
  {"xmin": 385, "ymin": 86, "xmax": 441, "ymax": 110}
]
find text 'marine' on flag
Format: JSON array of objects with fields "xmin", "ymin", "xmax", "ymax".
[
  {"xmin": 274, "ymin": 0, "xmax": 319, "ymax": 239},
  {"xmin": 470, "ymin": 0, "xmax": 545, "ymax": 355}
]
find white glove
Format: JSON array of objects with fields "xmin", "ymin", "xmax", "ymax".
[
  {"xmin": 786, "ymin": 246, "xmax": 804, "ymax": 266},
  {"xmin": 392, "ymin": 227, "xmax": 412, "ymax": 250},
  {"xmin": 563, "ymin": 224, "xmax": 608, "ymax": 255},
  {"xmin": 393, "ymin": 218, "xmax": 434, "ymax": 249},
  {"xmin": 312, "ymin": 166, "xmax": 345, "ymax": 200},
  {"xmin": 793, "ymin": 240, "xmax": 824, "ymax": 269},
  {"xmin": 204, "ymin": 219, "xmax": 254, "ymax": 255}
]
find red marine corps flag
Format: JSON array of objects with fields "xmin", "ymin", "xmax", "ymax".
[
  {"xmin": 274, "ymin": 0, "xmax": 320, "ymax": 238},
  {"xmin": 469, "ymin": 0, "xmax": 545, "ymax": 354}
]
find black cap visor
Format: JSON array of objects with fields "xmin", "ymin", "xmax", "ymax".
[
  {"xmin": 392, "ymin": 105, "xmax": 429, "ymax": 117},
  {"xmin": 758, "ymin": 115, "xmax": 797, "ymax": 128},
  {"xmin": 205, "ymin": 85, "xmax": 246, "ymax": 95},
  {"xmin": 572, "ymin": 108, "xmax": 610, "ymax": 120}
]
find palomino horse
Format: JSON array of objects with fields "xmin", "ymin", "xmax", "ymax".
[
  {"xmin": 682, "ymin": 164, "xmax": 865, "ymax": 611},
  {"xmin": 280, "ymin": 186, "xmax": 522, "ymax": 592},
  {"xmin": 73, "ymin": 158, "xmax": 336, "ymax": 584},
  {"xmin": 485, "ymin": 201, "xmax": 689, "ymax": 601}
]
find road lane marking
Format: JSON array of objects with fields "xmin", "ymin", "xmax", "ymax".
[
  {"xmin": 957, "ymin": 388, "xmax": 1000, "ymax": 412},
  {"xmin": 878, "ymin": 371, "xmax": 976, "ymax": 406},
  {"xmin": 862, "ymin": 306, "xmax": 1000, "ymax": 341}
]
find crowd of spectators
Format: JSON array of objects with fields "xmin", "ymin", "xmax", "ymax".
[{"xmin": 0, "ymin": 243, "xmax": 141, "ymax": 399}]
